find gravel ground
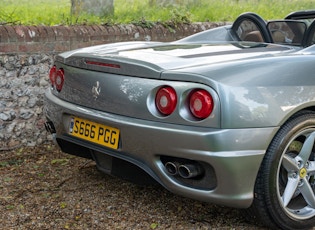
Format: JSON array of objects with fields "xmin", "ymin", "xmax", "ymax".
[{"xmin": 0, "ymin": 144, "xmax": 268, "ymax": 230}]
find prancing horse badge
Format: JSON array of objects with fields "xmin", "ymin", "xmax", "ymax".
[{"xmin": 92, "ymin": 81, "xmax": 101, "ymax": 100}]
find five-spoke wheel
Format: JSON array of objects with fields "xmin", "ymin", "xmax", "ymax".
[
  {"xmin": 278, "ymin": 130, "xmax": 315, "ymax": 221},
  {"xmin": 248, "ymin": 111, "xmax": 315, "ymax": 230}
]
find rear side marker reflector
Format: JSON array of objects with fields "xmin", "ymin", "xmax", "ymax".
[{"xmin": 85, "ymin": 60, "xmax": 121, "ymax": 69}]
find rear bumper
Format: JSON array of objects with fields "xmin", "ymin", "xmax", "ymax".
[{"xmin": 45, "ymin": 90, "xmax": 278, "ymax": 208}]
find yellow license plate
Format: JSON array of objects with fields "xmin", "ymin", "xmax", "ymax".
[{"xmin": 69, "ymin": 117, "xmax": 120, "ymax": 149}]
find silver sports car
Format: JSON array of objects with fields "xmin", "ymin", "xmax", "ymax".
[{"xmin": 45, "ymin": 10, "xmax": 315, "ymax": 229}]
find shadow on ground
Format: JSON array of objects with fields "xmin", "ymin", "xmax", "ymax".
[{"xmin": 0, "ymin": 144, "xmax": 267, "ymax": 229}]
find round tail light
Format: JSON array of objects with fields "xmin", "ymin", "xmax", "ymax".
[
  {"xmin": 189, "ymin": 89, "xmax": 213, "ymax": 119},
  {"xmin": 55, "ymin": 68, "xmax": 65, "ymax": 92},
  {"xmin": 155, "ymin": 86, "xmax": 177, "ymax": 116},
  {"xmin": 49, "ymin": 65, "xmax": 57, "ymax": 86}
]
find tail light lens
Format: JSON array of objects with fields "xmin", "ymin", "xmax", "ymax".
[
  {"xmin": 155, "ymin": 86, "xmax": 177, "ymax": 116},
  {"xmin": 49, "ymin": 65, "xmax": 57, "ymax": 86},
  {"xmin": 49, "ymin": 66, "xmax": 64, "ymax": 92},
  {"xmin": 189, "ymin": 89, "xmax": 213, "ymax": 119}
]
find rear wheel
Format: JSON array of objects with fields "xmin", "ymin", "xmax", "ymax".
[{"xmin": 249, "ymin": 111, "xmax": 315, "ymax": 229}]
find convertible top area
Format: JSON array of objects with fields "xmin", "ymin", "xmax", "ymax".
[
  {"xmin": 285, "ymin": 9, "xmax": 315, "ymax": 20},
  {"xmin": 231, "ymin": 10, "xmax": 315, "ymax": 47},
  {"xmin": 178, "ymin": 10, "xmax": 315, "ymax": 48}
]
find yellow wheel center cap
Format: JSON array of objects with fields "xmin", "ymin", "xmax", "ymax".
[{"xmin": 299, "ymin": 168, "xmax": 307, "ymax": 178}]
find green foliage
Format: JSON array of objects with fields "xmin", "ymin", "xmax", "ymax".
[
  {"xmin": 51, "ymin": 158, "xmax": 69, "ymax": 165},
  {"xmin": 150, "ymin": 222, "xmax": 158, "ymax": 229},
  {"xmin": 131, "ymin": 18, "xmax": 156, "ymax": 29},
  {"xmin": 0, "ymin": 0, "xmax": 315, "ymax": 25},
  {"xmin": 0, "ymin": 159, "xmax": 24, "ymax": 167},
  {"xmin": 0, "ymin": 0, "xmax": 71, "ymax": 25},
  {"xmin": 169, "ymin": 8, "xmax": 192, "ymax": 24}
]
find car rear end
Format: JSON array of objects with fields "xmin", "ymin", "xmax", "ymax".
[{"xmin": 44, "ymin": 42, "xmax": 279, "ymax": 208}]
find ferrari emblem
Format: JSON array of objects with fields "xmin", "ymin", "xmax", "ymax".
[
  {"xmin": 92, "ymin": 81, "xmax": 101, "ymax": 100},
  {"xmin": 299, "ymin": 168, "xmax": 307, "ymax": 178}
]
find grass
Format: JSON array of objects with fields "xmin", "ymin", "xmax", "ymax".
[{"xmin": 0, "ymin": 0, "xmax": 314, "ymax": 26}]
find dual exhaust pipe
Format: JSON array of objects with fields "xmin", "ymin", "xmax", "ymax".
[{"xmin": 164, "ymin": 161, "xmax": 203, "ymax": 179}]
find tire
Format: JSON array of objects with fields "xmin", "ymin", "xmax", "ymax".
[{"xmin": 248, "ymin": 111, "xmax": 315, "ymax": 230}]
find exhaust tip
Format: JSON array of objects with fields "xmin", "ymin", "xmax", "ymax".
[
  {"xmin": 164, "ymin": 162, "xmax": 178, "ymax": 176},
  {"xmin": 178, "ymin": 164, "xmax": 203, "ymax": 179}
]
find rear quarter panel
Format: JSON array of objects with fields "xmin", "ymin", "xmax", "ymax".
[{"xmin": 162, "ymin": 54, "xmax": 315, "ymax": 129}]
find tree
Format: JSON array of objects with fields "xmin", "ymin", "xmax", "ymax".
[{"xmin": 71, "ymin": 0, "xmax": 114, "ymax": 18}]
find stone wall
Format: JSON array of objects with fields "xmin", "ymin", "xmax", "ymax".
[
  {"xmin": 0, "ymin": 53, "xmax": 56, "ymax": 150},
  {"xmin": 0, "ymin": 22, "xmax": 222, "ymax": 150}
]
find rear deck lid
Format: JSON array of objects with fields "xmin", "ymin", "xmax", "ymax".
[{"xmin": 58, "ymin": 42, "xmax": 295, "ymax": 79}]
